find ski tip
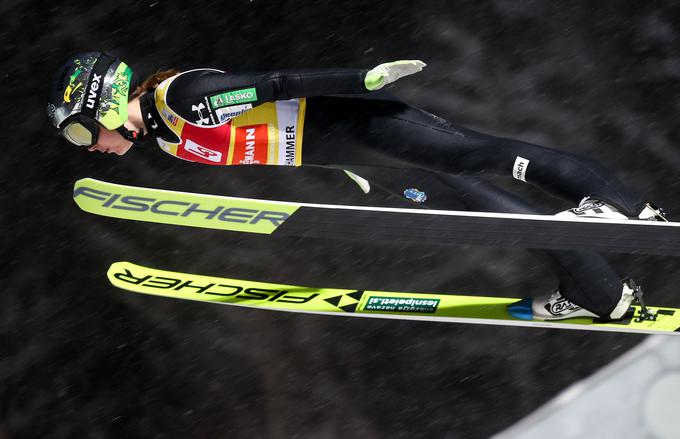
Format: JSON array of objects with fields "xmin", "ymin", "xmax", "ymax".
[
  {"xmin": 73, "ymin": 177, "xmax": 100, "ymax": 188},
  {"xmin": 507, "ymin": 298, "xmax": 535, "ymax": 321}
]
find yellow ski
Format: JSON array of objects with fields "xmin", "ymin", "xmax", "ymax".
[{"xmin": 108, "ymin": 262, "xmax": 680, "ymax": 335}]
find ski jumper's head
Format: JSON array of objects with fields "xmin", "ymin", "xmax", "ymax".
[{"xmin": 47, "ymin": 51, "xmax": 144, "ymax": 155}]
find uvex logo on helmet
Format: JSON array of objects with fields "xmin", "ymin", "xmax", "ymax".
[{"xmin": 85, "ymin": 73, "xmax": 103, "ymax": 109}]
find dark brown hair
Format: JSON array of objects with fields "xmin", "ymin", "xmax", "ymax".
[{"xmin": 130, "ymin": 69, "xmax": 181, "ymax": 100}]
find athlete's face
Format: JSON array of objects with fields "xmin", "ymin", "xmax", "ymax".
[{"xmin": 87, "ymin": 127, "xmax": 133, "ymax": 155}]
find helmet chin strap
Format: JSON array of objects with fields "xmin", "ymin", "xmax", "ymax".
[{"xmin": 116, "ymin": 125, "xmax": 145, "ymax": 143}]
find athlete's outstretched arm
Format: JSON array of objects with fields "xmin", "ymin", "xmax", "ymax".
[
  {"xmin": 225, "ymin": 69, "xmax": 372, "ymax": 100},
  {"xmin": 166, "ymin": 61, "xmax": 426, "ymax": 109},
  {"xmin": 246, "ymin": 60, "xmax": 426, "ymax": 99}
]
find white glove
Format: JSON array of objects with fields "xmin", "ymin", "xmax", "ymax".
[{"xmin": 364, "ymin": 60, "xmax": 426, "ymax": 90}]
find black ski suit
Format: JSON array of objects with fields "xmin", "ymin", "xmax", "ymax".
[{"xmin": 141, "ymin": 67, "xmax": 647, "ymax": 317}]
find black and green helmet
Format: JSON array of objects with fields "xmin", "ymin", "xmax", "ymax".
[{"xmin": 47, "ymin": 52, "xmax": 135, "ymax": 145}]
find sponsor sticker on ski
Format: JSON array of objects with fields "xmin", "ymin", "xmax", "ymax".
[{"xmin": 365, "ymin": 296, "xmax": 440, "ymax": 313}]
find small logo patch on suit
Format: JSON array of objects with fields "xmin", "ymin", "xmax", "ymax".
[
  {"xmin": 184, "ymin": 139, "xmax": 222, "ymax": 163},
  {"xmin": 404, "ymin": 188, "xmax": 427, "ymax": 203},
  {"xmin": 513, "ymin": 156, "xmax": 530, "ymax": 182}
]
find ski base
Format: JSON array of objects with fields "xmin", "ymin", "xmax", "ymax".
[
  {"xmin": 108, "ymin": 262, "xmax": 680, "ymax": 335},
  {"xmin": 75, "ymin": 178, "xmax": 680, "ymax": 256}
]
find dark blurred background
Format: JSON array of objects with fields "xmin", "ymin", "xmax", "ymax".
[{"xmin": 2, "ymin": 1, "xmax": 680, "ymax": 438}]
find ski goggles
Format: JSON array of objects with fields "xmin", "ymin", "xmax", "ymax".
[
  {"xmin": 59, "ymin": 114, "xmax": 101, "ymax": 147},
  {"xmin": 59, "ymin": 114, "xmax": 142, "ymax": 148}
]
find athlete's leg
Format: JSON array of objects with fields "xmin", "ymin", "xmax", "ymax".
[
  {"xmin": 303, "ymin": 96, "xmax": 645, "ymax": 216},
  {"xmin": 337, "ymin": 165, "xmax": 624, "ymax": 317}
]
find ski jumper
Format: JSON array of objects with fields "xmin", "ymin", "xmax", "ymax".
[{"xmin": 139, "ymin": 68, "xmax": 646, "ymax": 317}]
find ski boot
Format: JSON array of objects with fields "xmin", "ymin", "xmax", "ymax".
[
  {"xmin": 556, "ymin": 198, "xmax": 667, "ymax": 221},
  {"xmin": 507, "ymin": 279, "xmax": 640, "ymax": 321}
]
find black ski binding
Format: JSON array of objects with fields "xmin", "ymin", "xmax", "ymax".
[{"xmin": 625, "ymin": 279, "xmax": 656, "ymax": 322}]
